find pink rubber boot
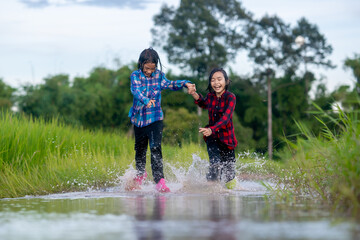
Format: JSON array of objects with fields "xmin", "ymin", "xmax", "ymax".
[
  {"xmin": 155, "ymin": 178, "xmax": 170, "ymax": 193},
  {"xmin": 134, "ymin": 172, "xmax": 148, "ymax": 186}
]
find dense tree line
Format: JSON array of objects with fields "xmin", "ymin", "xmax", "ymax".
[
  {"xmin": 1, "ymin": 54, "xmax": 359, "ymax": 157},
  {"xmin": 1, "ymin": 0, "xmax": 359, "ymax": 158}
]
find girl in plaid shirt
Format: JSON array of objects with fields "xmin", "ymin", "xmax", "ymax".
[
  {"xmin": 190, "ymin": 68, "xmax": 238, "ymax": 189},
  {"xmin": 128, "ymin": 48, "xmax": 195, "ymax": 192}
]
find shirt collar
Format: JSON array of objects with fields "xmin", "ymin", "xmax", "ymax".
[
  {"xmin": 139, "ymin": 69, "xmax": 156, "ymax": 78},
  {"xmin": 210, "ymin": 90, "xmax": 227, "ymax": 98}
]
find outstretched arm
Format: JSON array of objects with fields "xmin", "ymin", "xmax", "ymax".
[
  {"xmin": 160, "ymin": 73, "xmax": 191, "ymax": 91},
  {"xmin": 187, "ymin": 83, "xmax": 200, "ymax": 100}
]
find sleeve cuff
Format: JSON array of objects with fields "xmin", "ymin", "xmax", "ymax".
[
  {"xmin": 143, "ymin": 98, "xmax": 150, "ymax": 105},
  {"xmin": 194, "ymin": 93, "xmax": 203, "ymax": 104},
  {"xmin": 209, "ymin": 126, "xmax": 216, "ymax": 133},
  {"xmin": 183, "ymin": 80, "xmax": 192, "ymax": 87}
]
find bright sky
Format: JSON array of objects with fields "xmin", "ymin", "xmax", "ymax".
[{"xmin": 1, "ymin": 0, "xmax": 359, "ymax": 93}]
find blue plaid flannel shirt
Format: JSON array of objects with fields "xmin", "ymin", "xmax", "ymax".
[{"xmin": 128, "ymin": 69, "xmax": 191, "ymax": 127}]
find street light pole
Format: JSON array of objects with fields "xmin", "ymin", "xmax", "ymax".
[{"xmin": 266, "ymin": 68, "xmax": 273, "ymax": 160}]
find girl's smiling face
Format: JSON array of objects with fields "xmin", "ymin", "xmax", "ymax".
[
  {"xmin": 143, "ymin": 62, "xmax": 156, "ymax": 77},
  {"xmin": 210, "ymin": 71, "xmax": 227, "ymax": 97}
]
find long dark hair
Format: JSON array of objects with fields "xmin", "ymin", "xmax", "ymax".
[
  {"xmin": 137, "ymin": 47, "xmax": 163, "ymax": 72},
  {"xmin": 206, "ymin": 68, "xmax": 230, "ymax": 93}
]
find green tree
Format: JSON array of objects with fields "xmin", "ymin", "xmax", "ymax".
[
  {"xmin": 232, "ymin": 112, "xmax": 256, "ymax": 152},
  {"xmin": 292, "ymin": 17, "xmax": 335, "ymax": 97},
  {"xmin": 17, "ymin": 65, "xmax": 134, "ymax": 131},
  {"xmin": 344, "ymin": 53, "xmax": 360, "ymax": 95},
  {"xmin": 161, "ymin": 73, "xmax": 199, "ymax": 114},
  {"xmin": 271, "ymin": 71, "xmax": 308, "ymax": 151},
  {"xmin": 230, "ymin": 72, "xmax": 268, "ymax": 152},
  {"xmin": 19, "ymin": 74, "xmax": 72, "ymax": 120},
  {"xmin": 312, "ymin": 82, "xmax": 333, "ymax": 111},
  {"xmin": 331, "ymin": 85, "xmax": 360, "ymax": 111},
  {"xmin": 247, "ymin": 14, "xmax": 295, "ymax": 158},
  {"xmin": 247, "ymin": 15, "xmax": 335, "ymax": 158},
  {"xmin": 163, "ymin": 107, "xmax": 199, "ymax": 146},
  {"xmin": 0, "ymin": 79, "xmax": 16, "ymax": 110},
  {"xmin": 152, "ymin": 0, "xmax": 251, "ymax": 78},
  {"xmin": 71, "ymin": 66, "xmax": 133, "ymax": 130}
]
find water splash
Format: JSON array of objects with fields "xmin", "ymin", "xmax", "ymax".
[
  {"xmin": 168, "ymin": 154, "xmax": 228, "ymax": 193},
  {"xmin": 116, "ymin": 154, "xmax": 260, "ymax": 194},
  {"xmin": 169, "ymin": 154, "xmax": 209, "ymax": 184},
  {"xmin": 116, "ymin": 163, "xmax": 139, "ymax": 191},
  {"xmin": 237, "ymin": 151, "xmax": 267, "ymax": 171}
]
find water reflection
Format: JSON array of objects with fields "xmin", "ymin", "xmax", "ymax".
[
  {"xmin": 134, "ymin": 195, "xmax": 165, "ymax": 240},
  {"xmin": 0, "ymin": 187, "xmax": 359, "ymax": 240},
  {"xmin": 208, "ymin": 196, "xmax": 236, "ymax": 240},
  {"xmin": 132, "ymin": 194, "xmax": 240, "ymax": 240}
]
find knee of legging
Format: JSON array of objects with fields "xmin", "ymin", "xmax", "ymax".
[
  {"xmin": 135, "ymin": 150, "xmax": 146, "ymax": 157},
  {"xmin": 135, "ymin": 145, "xmax": 147, "ymax": 153},
  {"xmin": 150, "ymin": 145, "xmax": 161, "ymax": 152}
]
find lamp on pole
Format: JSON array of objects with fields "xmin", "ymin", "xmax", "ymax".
[
  {"xmin": 295, "ymin": 35, "xmax": 309, "ymax": 99},
  {"xmin": 295, "ymin": 35, "xmax": 305, "ymax": 47}
]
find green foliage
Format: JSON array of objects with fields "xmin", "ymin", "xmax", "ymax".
[
  {"xmin": 163, "ymin": 107, "xmax": 199, "ymax": 146},
  {"xmin": 331, "ymin": 85, "xmax": 360, "ymax": 111},
  {"xmin": 248, "ymin": 14, "xmax": 295, "ymax": 71},
  {"xmin": 162, "ymin": 102, "xmax": 256, "ymax": 151},
  {"xmin": 162, "ymin": 88, "xmax": 197, "ymax": 113},
  {"xmin": 312, "ymin": 82, "xmax": 334, "ymax": 111},
  {"xmin": 230, "ymin": 73, "xmax": 268, "ymax": 151},
  {"xmin": 0, "ymin": 79, "xmax": 16, "ymax": 110},
  {"xmin": 17, "ymin": 65, "xmax": 134, "ymax": 131},
  {"xmin": 344, "ymin": 53, "xmax": 360, "ymax": 95},
  {"xmin": 275, "ymin": 104, "xmax": 360, "ymax": 216},
  {"xmin": 232, "ymin": 113, "xmax": 256, "ymax": 151},
  {"xmin": 19, "ymin": 74, "xmax": 74, "ymax": 120},
  {"xmin": 12, "ymin": 58, "xmax": 359, "ymax": 159}
]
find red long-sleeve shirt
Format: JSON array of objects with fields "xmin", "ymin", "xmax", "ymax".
[{"xmin": 195, "ymin": 90, "xmax": 238, "ymax": 149}]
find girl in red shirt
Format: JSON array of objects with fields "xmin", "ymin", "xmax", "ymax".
[{"xmin": 190, "ymin": 68, "xmax": 238, "ymax": 189}]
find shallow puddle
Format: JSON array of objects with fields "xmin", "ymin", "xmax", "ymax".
[{"xmin": 1, "ymin": 180, "xmax": 359, "ymax": 240}]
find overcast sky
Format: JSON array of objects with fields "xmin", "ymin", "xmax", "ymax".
[{"xmin": 1, "ymin": 0, "xmax": 359, "ymax": 93}]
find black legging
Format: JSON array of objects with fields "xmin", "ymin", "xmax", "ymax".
[
  {"xmin": 134, "ymin": 121, "xmax": 164, "ymax": 184},
  {"xmin": 205, "ymin": 137, "xmax": 236, "ymax": 183}
]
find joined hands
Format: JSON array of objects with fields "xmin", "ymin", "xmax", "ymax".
[{"xmin": 186, "ymin": 83, "xmax": 197, "ymax": 95}]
